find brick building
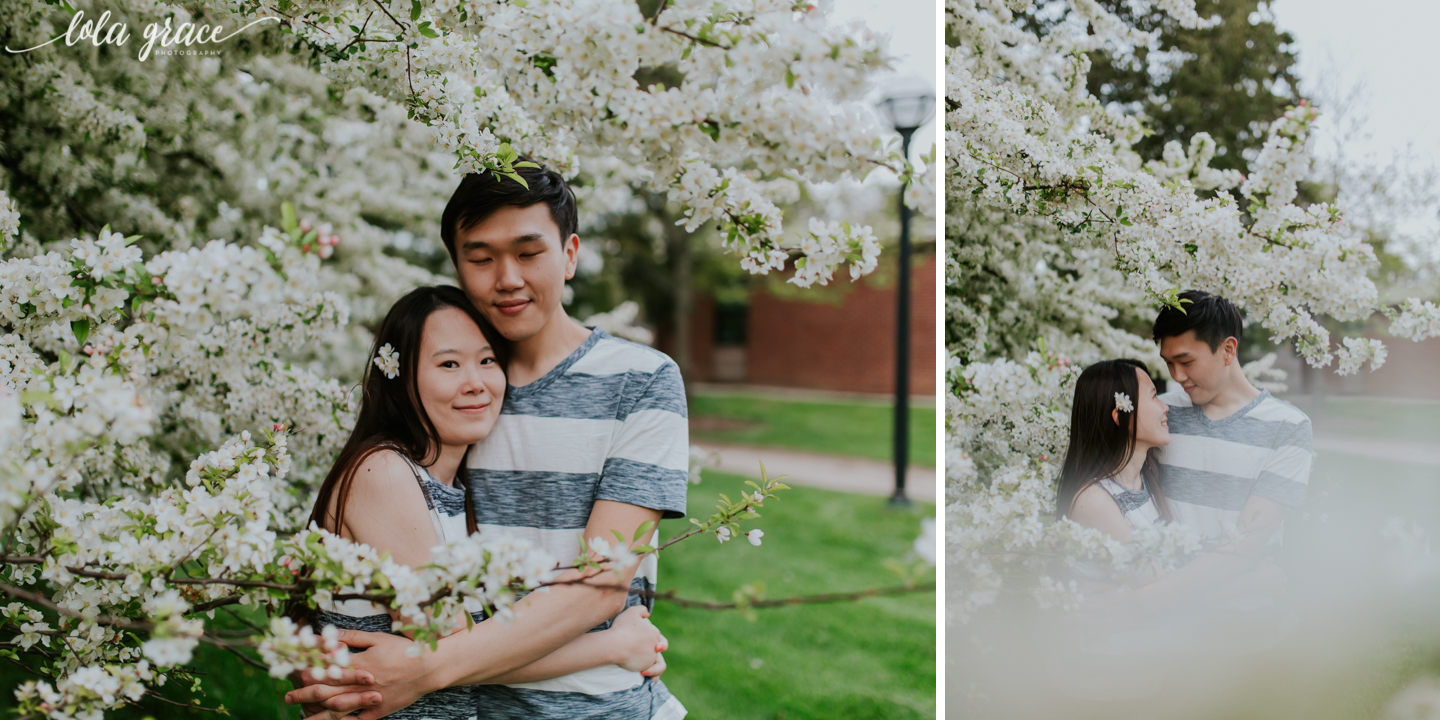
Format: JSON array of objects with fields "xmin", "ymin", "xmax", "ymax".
[
  {"xmin": 1268, "ymin": 318, "xmax": 1440, "ymax": 399},
  {"xmin": 661, "ymin": 251, "xmax": 937, "ymax": 395}
]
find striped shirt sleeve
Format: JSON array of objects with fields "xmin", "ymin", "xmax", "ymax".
[
  {"xmin": 1250, "ymin": 415, "xmax": 1312, "ymax": 508},
  {"xmin": 596, "ymin": 358, "xmax": 689, "ymax": 518}
]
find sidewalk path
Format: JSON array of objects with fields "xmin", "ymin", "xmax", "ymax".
[
  {"xmin": 693, "ymin": 443, "xmax": 937, "ymax": 504},
  {"xmin": 1315, "ymin": 434, "xmax": 1440, "ymax": 467}
]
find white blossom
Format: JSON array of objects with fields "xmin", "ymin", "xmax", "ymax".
[
  {"xmin": 1113, "ymin": 392, "xmax": 1133, "ymax": 414},
  {"xmin": 373, "ymin": 343, "xmax": 400, "ymax": 379}
]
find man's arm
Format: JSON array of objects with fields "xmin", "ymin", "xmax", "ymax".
[
  {"xmin": 290, "ymin": 500, "xmax": 661, "ymax": 720},
  {"xmin": 481, "ymin": 604, "xmax": 668, "ymax": 684}
]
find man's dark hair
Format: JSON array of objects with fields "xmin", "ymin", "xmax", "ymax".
[
  {"xmin": 1152, "ymin": 290, "xmax": 1244, "ymax": 351},
  {"xmin": 439, "ymin": 162, "xmax": 578, "ymax": 263}
]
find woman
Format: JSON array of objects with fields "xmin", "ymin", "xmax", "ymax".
[
  {"xmin": 301, "ymin": 286, "xmax": 665, "ymax": 719},
  {"xmin": 1051, "ymin": 359, "xmax": 1294, "ymax": 662},
  {"xmin": 1045, "ymin": 359, "xmax": 1176, "ymax": 698},
  {"xmin": 1055, "ymin": 359, "xmax": 1172, "ymax": 540}
]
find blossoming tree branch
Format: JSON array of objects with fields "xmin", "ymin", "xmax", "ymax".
[{"xmin": 945, "ymin": 0, "xmax": 1440, "ymax": 622}]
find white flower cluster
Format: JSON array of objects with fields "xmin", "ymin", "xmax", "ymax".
[
  {"xmin": 1241, "ymin": 352, "xmax": 1289, "ymax": 394},
  {"xmin": 581, "ymin": 301, "xmax": 655, "ymax": 345},
  {"xmin": 1113, "ymin": 392, "xmax": 1134, "ymax": 414},
  {"xmin": 373, "ymin": 343, "xmax": 400, "ymax": 380},
  {"xmin": 13, "ymin": 661, "xmax": 154, "ymax": 720},
  {"xmin": 205, "ymin": 0, "xmax": 916, "ymax": 285},
  {"xmin": 259, "ymin": 617, "xmax": 353, "ymax": 680},
  {"xmin": 0, "ymin": 191, "xmax": 18, "ymax": 245}
]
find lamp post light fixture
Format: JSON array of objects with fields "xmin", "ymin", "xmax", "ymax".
[{"xmin": 877, "ymin": 82, "xmax": 934, "ymax": 508}]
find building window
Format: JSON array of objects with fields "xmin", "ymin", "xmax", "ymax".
[{"xmin": 715, "ymin": 301, "xmax": 748, "ymax": 345}]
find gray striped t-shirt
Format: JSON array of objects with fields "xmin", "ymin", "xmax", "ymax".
[
  {"xmin": 1155, "ymin": 389, "xmax": 1312, "ymax": 545},
  {"xmin": 466, "ymin": 327, "xmax": 689, "ymax": 720}
]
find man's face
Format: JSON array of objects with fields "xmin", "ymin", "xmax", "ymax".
[
  {"xmin": 453, "ymin": 203, "xmax": 578, "ymax": 343},
  {"xmin": 1159, "ymin": 330, "xmax": 1234, "ymax": 406}
]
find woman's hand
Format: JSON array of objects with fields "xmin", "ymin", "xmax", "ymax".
[
  {"xmin": 605, "ymin": 605, "xmax": 667, "ymax": 673},
  {"xmin": 285, "ymin": 629, "xmax": 435, "ymax": 720},
  {"xmin": 286, "ymin": 667, "xmax": 381, "ymax": 719}
]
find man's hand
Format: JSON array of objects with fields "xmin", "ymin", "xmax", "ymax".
[
  {"xmin": 641, "ymin": 652, "xmax": 667, "ymax": 680},
  {"xmin": 606, "ymin": 605, "xmax": 667, "ymax": 673},
  {"xmin": 286, "ymin": 629, "xmax": 435, "ymax": 720}
]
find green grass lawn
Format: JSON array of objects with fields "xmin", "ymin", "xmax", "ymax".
[
  {"xmin": 0, "ymin": 472, "xmax": 935, "ymax": 719},
  {"xmin": 653, "ymin": 472, "xmax": 936, "ymax": 720},
  {"xmin": 1281, "ymin": 395, "xmax": 1440, "ymax": 446},
  {"xmin": 689, "ymin": 393, "xmax": 938, "ymax": 467}
]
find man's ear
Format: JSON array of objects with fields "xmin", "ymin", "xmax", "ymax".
[
  {"xmin": 1222, "ymin": 336, "xmax": 1238, "ymax": 365},
  {"xmin": 563, "ymin": 233, "xmax": 579, "ymax": 280}
]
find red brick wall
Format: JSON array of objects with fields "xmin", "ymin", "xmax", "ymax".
[{"xmin": 675, "ymin": 252, "xmax": 936, "ymax": 394}]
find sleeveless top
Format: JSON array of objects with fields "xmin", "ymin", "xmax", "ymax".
[
  {"xmin": 1096, "ymin": 477, "xmax": 1161, "ymax": 530},
  {"xmin": 313, "ymin": 456, "xmax": 484, "ymax": 720}
]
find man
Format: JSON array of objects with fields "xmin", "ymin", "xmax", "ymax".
[
  {"xmin": 287, "ymin": 165, "xmax": 690, "ymax": 719},
  {"xmin": 1118, "ymin": 290, "xmax": 1311, "ymax": 612}
]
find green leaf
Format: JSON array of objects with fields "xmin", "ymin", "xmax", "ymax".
[
  {"xmin": 610, "ymin": 529, "xmax": 626, "ymax": 545},
  {"xmin": 20, "ymin": 389, "xmax": 54, "ymax": 408},
  {"xmin": 281, "ymin": 202, "xmax": 297, "ymax": 233},
  {"xmin": 502, "ymin": 171, "xmax": 529, "ymax": 189},
  {"xmin": 418, "ymin": 24, "xmax": 439, "ymax": 38},
  {"xmin": 784, "ymin": 67, "xmax": 795, "ymax": 89},
  {"xmin": 71, "ymin": 319, "xmax": 89, "ymax": 346},
  {"xmin": 411, "ymin": 0, "xmax": 422, "ymax": 20},
  {"xmin": 632, "ymin": 520, "xmax": 655, "ymax": 542}
]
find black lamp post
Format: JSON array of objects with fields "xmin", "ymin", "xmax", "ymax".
[{"xmin": 877, "ymin": 86, "xmax": 934, "ymax": 507}]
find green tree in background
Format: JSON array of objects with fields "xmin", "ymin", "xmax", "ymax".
[{"xmin": 1086, "ymin": 0, "xmax": 1301, "ymax": 171}]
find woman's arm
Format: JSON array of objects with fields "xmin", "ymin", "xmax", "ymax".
[{"xmin": 479, "ymin": 605, "xmax": 666, "ymax": 684}]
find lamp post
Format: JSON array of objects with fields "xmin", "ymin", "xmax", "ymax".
[{"xmin": 877, "ymin": 85, "xmax": 934, "ymax": 508}]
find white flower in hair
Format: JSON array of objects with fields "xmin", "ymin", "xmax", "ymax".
[
  {"xmin": 374, "ymin": 343, "xmax": 399, "ymax": 379},
  {"xmin": 1114, "ymin": 392, "xmax": 1134, "ymax": 413}
]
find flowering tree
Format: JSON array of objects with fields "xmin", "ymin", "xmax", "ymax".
[
  {"xmin": 0, "ymin": 0, "xmax": 936, "ymax": 715},
  {"xmin": 944, "ymin": 0, "xmax": 1440, "ymax": 622}
]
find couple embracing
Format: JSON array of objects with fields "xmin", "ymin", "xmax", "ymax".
[
  {"xmin": 284, "ymin": 164, "xmax": 689, "ymax": 720},
  {"xmin": 1057, "ymin": 291, "xmax": 1311, "ymax": 622}
]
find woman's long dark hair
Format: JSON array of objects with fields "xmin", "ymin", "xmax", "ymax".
[
  {"xmin": 1054, "ymin": 358, "xmax": 1171, "ymax": 522},
  {"xmin": 310, "ymin": 285, "xmax": 510, "ymax": 539}
]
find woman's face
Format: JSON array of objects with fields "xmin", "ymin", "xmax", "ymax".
[
  {"xmin": 1132, "ymin": 367, "xmax": 1170, "ymax": 448},
  {"xmin": 415, "ymin": 306, "xmax": 507, "ymax": 450}
]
